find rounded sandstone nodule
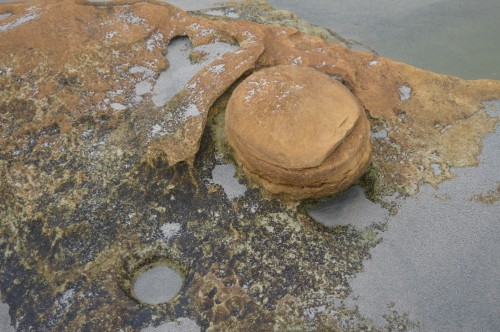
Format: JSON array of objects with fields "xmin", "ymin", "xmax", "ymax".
[{"xmin": 225, "ymin": 65, "xmax": 372, "ymax": 200}]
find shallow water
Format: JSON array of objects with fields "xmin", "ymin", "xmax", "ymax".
[
  {"xmin": 0, "ymin": 298, "xmax": 14, "ymax": 332},
  {"xmin": 268, "ymin": 0, "xmax": 500, "ymax": 80},
  {"xmin": 307, "ymin": 186, "xmax": 389, "ymax": 230},
  {"xmin": 0, "ymin": 13, "xmax": 12, "ymax": 21},
  {"xmin": 132, "ymin": 264, "xmax": 183, "ymax": 305},
  {"xmin": 152, "ymin": 37, "xmax": 238, "ymax": 108},
  {"xmin": 161, "ymin": 0, "xmax": 500, "ymax": 79},
  {"xmin": 344, "ymin": 103, "xmax": 500, "ymax": 331},
  {"xmin": 260, "ymin": 2, "xmax": 500, "ymax": 330}
]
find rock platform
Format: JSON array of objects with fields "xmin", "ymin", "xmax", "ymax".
[{"xmin": 1, "ymin": 0, "xmax": 499, "ymax": 331}]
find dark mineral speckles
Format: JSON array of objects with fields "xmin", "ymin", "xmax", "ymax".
[{"xmin": 0, "ymin": 92, "xmax": 401, "ymax": 330}]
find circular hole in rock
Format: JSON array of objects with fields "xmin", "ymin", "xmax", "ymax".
[{"xmin": 131, "ymin": 262, "xmax": 183, "ymax": 305}]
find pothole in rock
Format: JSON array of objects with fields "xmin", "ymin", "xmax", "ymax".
[{"xmin": 131, "ymin": 261, "xmax": 184, "ymax": 305}]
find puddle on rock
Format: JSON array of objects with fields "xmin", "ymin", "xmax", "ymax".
[
  {"xmin": 0, "ymin": 10, "xmax": 39, "ymax": 32},
  {"xmin": 399, "ymin": 86, "xmax": 412, "ymax": 101},
  {"xmin": 0, "ymin": 295, "xmax": 15, "ymax": 332},
  {"xmin": 0, "ymin": 12, "xmax": 12, "ymax": 21},
  {"xmin": 307, "ymin": 185, "xmax": 389, "ymax": 230},
  {"xmin": 158, "ymin": 0, "xmax": 219, "ymax": 11},
  {"xmin": 131, "ymin": 263, "xmax": 184, "ymax": 305},
  {"xmin": 210, "ymin": 163, "xmax": 247, "ymax": 201},
  {"xmin": 141, "ymin": 317, "xmax": 201, "ymax": 332},
  {"xmin": 204, "ymin": 8, "xmax": 240, "ymax": 19},
  {"xmin": 152, "ymin": 36, "xmax": 238, "ymax": 107}
]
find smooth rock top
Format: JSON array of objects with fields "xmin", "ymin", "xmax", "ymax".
[{"xmin": 225, "ymin": 65, "xmax": 361, "ymax": 169}]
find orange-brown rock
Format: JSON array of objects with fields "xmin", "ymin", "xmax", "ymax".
[
  {"xmin": 1, "ymin": 0, "xmax": 499, "ymax": 201},
  {"xmin": 226, "ymin": 65, "xmax": 371, "ymax": 198},
  {"xmin": 226, "ymin": 65, "xmax": 362, "ymax": 170}
]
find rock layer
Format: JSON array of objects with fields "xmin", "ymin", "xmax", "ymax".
[{"xmin": 226, "ymin": 65, "xmax": 371, "ymax": 198}]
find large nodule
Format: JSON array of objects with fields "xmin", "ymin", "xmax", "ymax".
[{"xmin": 225, "ymin": 65, "xmax": 372, "ymax": 199}]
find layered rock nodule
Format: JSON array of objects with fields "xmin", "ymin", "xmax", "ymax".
[{"xmin": 225, "ymin": 65, "xmax": 372, "ymax": 199}]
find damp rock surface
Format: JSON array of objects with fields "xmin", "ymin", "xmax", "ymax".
[{"xmin": 151, "ymin": 37, "xmax": 238, "ymax": 108}]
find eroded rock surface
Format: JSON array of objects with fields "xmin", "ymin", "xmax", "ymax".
[
  {"xmin": 1, "ymin": 0, "xmax": 497, "ymax": 195},
  {"xmin": 1, "ymin": 0, "xmax": 500, "ymax": 331},
  {"xmin": 226, "ymin": 65, "xmax": 371, "ymax": 199}
]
